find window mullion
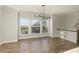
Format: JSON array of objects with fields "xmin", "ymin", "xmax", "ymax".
[
  {"xmin": 40, "ymin": 20, "xmax": 42, "ymax": 34},
  {"xmin": 29, "ymin": 19, "xmax": 31, "ymax": 34}
]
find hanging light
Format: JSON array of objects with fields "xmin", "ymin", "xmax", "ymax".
[
  {"xmin": 42, "ymin": 5, "xmax": 45, "ymax": 20},
  {"xmin": 33, "ymin": 5, "xmax": 50, "ymax": 19}
]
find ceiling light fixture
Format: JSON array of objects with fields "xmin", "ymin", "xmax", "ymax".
[{"xmin": 33, "ymin": 5, "xmax": 50, "ymax": 20}]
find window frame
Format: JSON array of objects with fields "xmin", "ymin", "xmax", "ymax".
[
  {"xmin": 41, "ymin": 19, "xmax": 49, "ymax": 34},
  {"xmin": 19, "ymin": 18, "xmax": 30, "ymax": 35},
  {"xmin": 31, "ymin": 19, "xmax": 41, "ymax": 34},
  {"xmin": 19, "ymin": 17, "xmax": 49, "ymax": 35}
]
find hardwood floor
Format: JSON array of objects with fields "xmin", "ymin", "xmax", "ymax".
[{"xmin": 0, "ymin": 37, "xmax": 78, "ymax": 53}]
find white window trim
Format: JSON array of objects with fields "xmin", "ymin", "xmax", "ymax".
[{"xmin": 19, "ymin": 19, "xmax": 49, "ymax": 35}]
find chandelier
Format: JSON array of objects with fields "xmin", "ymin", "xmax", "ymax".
[{"xmin": 33, "ymin": 5, "xmax": 50, "ymax": 20}]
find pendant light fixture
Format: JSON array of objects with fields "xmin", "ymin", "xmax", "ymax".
[
  {"xmin": 33, "ymin": 5, "xmax": 50, "ymax": 19},
  {"xmin": 42, "ymin": 5, "xmax": 45, "ymax": 20}
]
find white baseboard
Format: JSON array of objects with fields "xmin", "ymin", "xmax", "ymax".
[
  {"xmin": 19, "ymin": 35, "xmax": 50, "ymax": 39},
  {"xmin": 0, "ymin": 40, "xmax": 18, "ymax": 46},
  {"xmin": 27, "ymin": 35, "xmax": 49, "ymax": 38}
]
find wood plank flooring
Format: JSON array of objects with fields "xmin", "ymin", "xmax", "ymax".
[{"xmin": 0, "ymin": 37, "xmax": 78, "ymax": 53}]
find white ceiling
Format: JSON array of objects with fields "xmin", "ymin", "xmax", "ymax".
[{"xmin": 7, "ymin": 5, "xmax": 79, "ymax": 15}]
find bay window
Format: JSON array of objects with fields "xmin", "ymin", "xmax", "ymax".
[{"xmin": 19, "ymin": 18, "xmax": 49, "ymax": 34}]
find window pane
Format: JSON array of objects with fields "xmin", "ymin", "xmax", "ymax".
[
  {"xmin": 21, "ymin": 31, "xmax": 28, "ymax": 34},
  {"xmin": 42, "ymin": 20, "xmax": 49, "ymax": 33},
  {"xmin": 32, "ymin": 19, "xmax": 40, "ymax": 26},
  {"xmin": 21, "ymin": 27, "xmax": 28, "ymax": 30},
  {"xmin": 20, "ymin": 18, "xmax": 29, "ymax": 26},
  {"xmin": 32, "ymin": 27, "xmax": 40, "ymax": 33},
  {"xmin": 42, "ymin": 20, "xmax": 49, "ymax": 26},
  {"xmin": 21, "ymin": 27, "xmax": 28, "ymax": 34},
  {"xmin": 42, "ymin": 27, "xmax": 48, "ymax": 33}
]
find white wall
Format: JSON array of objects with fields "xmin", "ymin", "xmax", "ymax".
[
  {"xmin": 0, "ymin": 6, "xmax": 2, "ymax": 44},
  {"xmin": 52, "ymin": 13, "xmax": 78, "ymax": 43},
  {"xmin": 48, "ymin": 13, "xmax": 78, "ymax": 43},
  {"xmin": 1, "ymin": 6, "xmax": 18, "ymax": 43},
  {"xmin": 65, "ymin": 12, "xmax": 78, "ymax": 43},
  {"xmin": 53, "ymin": 14, "xmax": 66, "ymax": 37}
]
